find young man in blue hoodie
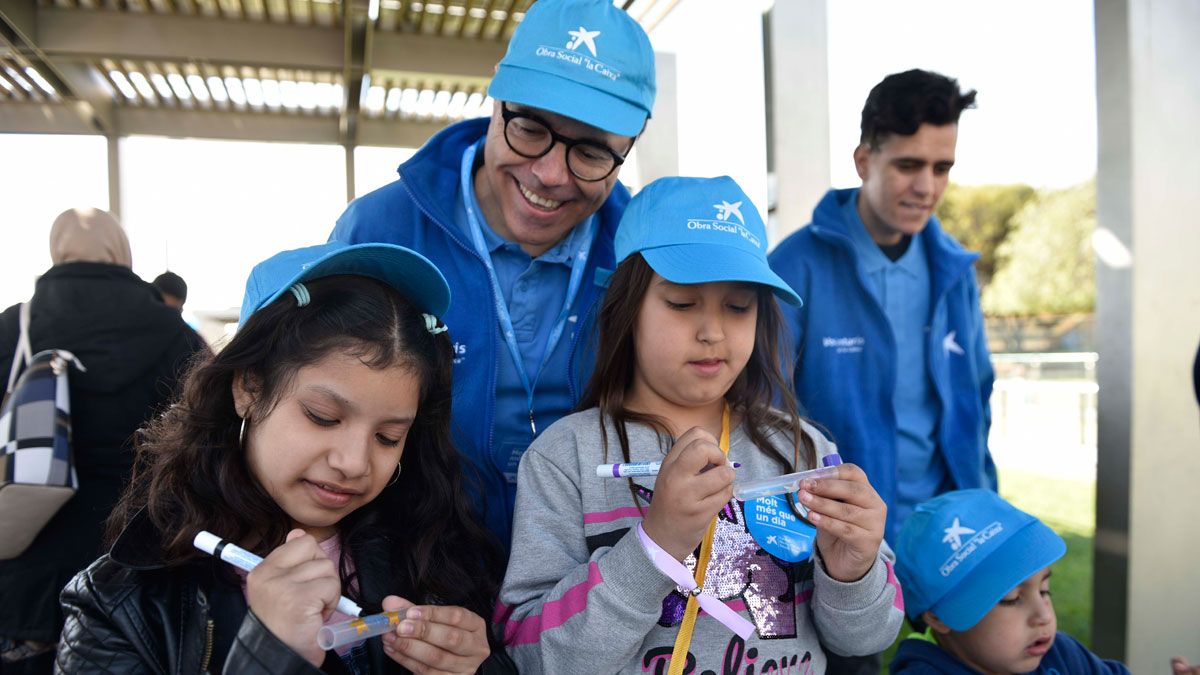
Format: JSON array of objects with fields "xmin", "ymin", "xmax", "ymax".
[
  {"xmin": 890, "ymin": 489, "xmax": 1128, "ymax": 674},
  {"xmin": 769, "ymin": 69, "xmax": 995, "ymax": 544},
  {"xmin": 329, "ymin": 0, "xmax": 656, "ymax": 548}
]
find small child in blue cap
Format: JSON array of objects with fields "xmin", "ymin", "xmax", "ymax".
[{"xmin": 891, "ymin": 489, "xmax": 1128, "ymax": 674}]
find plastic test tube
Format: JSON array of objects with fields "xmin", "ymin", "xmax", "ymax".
[
  {"xmin": 318, "ymin": 610, "xmax": 410, "ymax": 650},
  {"xmin": 193, "ymin": 531, "xmax": 363, "ymax": 618},
  {"xmin": 732, "ymin": 453, "xmax": 843, "ymax": 501},
  {"xmin": 595, "ymin": 460, "xmax": 742, "ymax": 478}
]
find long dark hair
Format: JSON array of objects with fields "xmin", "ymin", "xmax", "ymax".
[
  {"xmin": 109, "ymin": 275, "xmax": 502, "ymax": 619},
  {"xmin": 579, "ymin": 254, "xmax": 815, "ymax": 508}
]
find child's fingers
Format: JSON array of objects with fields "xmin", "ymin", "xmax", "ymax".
[
  {"xmin": 801, "ymin": 476, "xmax": 883, "ymax": 511},
  {"xmin": 282, "ymin": 557, "xmax": 339, "ymax": 584},
  {"xmin": 383, "ymin": 627, "xmax": 488, "ymax": 674},
  {"xmin": 666, "ymin": 427, "xmax": 720, "ymax": 466},
  {"xmin": 393, "ymin": 618, "xmax": 477, "ymax": 658},
  {"xmin": 261, "ymin": 531, "xmax": 323, "ymax": 567},
  {"xmin": 808, "ymin": 510, "xmax": 877, "ymax": 545},
  {"xmin": 690, "ymin": 461, "xmax": 736, "ymax": 492},
  {"xmin": 413, "ymin": 605, "xmax": 486, "ymax": 634},
  {"xmin": 382, "ymin": 595, "xmax": 415, "ymax": 612},
  {"xmin": 799, "ymin": 490, "xmax": 879, "ymax": 531},
  {"xmin": 825, "ymin": 462, "xmax": 867, "ymax": 483},
  {"xmin": 674, "ymin": 436, "xmax": 730, "ymax": 476}
]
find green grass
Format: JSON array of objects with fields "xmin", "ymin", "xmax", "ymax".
[{"xmin": 878, "ymin": 469, "xmax": 1095, "ymax": 673}]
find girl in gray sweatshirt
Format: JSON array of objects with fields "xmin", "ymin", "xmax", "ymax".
[{"xmin": 498, "ymin": 176, "xmax": 904, "ymax": 674}]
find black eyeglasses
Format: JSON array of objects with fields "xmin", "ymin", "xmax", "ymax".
[{"xmin": 500, "ymin": 104, "xmax": 627, "ymax": 182}]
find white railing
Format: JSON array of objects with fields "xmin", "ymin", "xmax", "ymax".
[{"xmin": 988, "ymin": 352, "xmax": 1098, "ymax": 480}]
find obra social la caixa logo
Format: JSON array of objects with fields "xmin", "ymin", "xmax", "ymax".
[
  {"xmin": 684, "ymin": 200, "xmax": 762, "ymax": 249},
  {"xmin": 939, "ymin": 516, "xmax": 1004, "ymax": 578},
  {"xmin": 533, "ymin": 26, "xmax": 622, "ymax": 82}
]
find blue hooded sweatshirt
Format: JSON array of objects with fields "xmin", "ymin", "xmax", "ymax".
[
  {"xmin": 768, "ymin": 188, "xmax": 996, "ymax": 541},
  {"xmin": 330, "ymin": 118, "xmax": 626, "ymax": 546},
  {"xmin": 889, "ymin": 631, "xmax": 1131, "ymax": 674}
]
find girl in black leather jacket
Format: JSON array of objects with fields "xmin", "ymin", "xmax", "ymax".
[{"xmin": 56, "ymin": 242, "xmax": 513, "ymax": 675}]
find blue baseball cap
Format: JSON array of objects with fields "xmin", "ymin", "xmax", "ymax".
[
  {"xmin": 487, "ymin": 0, "xmax": 655, "ymax": 136},
  {"xmin": 239, "ymin": 241, "xmax": 451, "ymax": 326},
  {"xmin": 614, "ymin": 176, "xmax": 802, "ymax": 305},
  {"xmin": 895, "ymin": 489, "xmax": 1066, "ymax": 631}
]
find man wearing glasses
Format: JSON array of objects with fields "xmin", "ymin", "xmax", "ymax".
[{"xmin": 330, "ymin": 0, "xmax": 655, "ymax": 548}]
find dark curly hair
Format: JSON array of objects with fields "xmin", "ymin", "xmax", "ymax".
[
  {"xmin": 860, "ymin": 69, "xmax": 977, "ymax": 149},
  {"xmin": 108, "ymin": 274, "xmax": 502, "ymax": 621},
  {"xmin": 579, "ymin": 254, "xmax": 816, "ymax": 509}
]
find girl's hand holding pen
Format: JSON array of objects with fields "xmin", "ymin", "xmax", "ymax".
[
  {"xmin": 797, "ymin": 463, "xmax": 887, "ymax": 583},
  {"xmin": 641, "ymin": 426, "xmax": 736, "ymax": 562},
  {"xmin": 245, "ymin": 529, "xmax": 342, "ymax": 667},
  {"xmin": 380, "ymin": 595, "xmax": 490, "ymax": 674}
]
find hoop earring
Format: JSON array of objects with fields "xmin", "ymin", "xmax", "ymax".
[
  {"xmin": 387, "ymin": 462, "xmax": 402, "ymax": 487},
  {"xmin": 239, "ymin": 417, "xmax": 248, "ymax": 448}
]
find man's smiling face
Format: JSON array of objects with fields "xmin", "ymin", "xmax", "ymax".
[{"xmin": 474, "ymin": 100, "xmax": 633, "ymax": 257}]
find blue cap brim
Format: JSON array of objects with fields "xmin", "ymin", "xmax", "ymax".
[
  {"xmin": 931, "ymin": 520, "xmax": 1066, "ymax": 631},
  {"xmin": 244, "ymin": 244, "xmax": 450, "ymax": 325},
  {"xmin": 488, "ymin": 64, "xmax": 648, "ymax": 137},
  {"xmin": 641, "ymin": 244, "xmax": 803, "ymax": 306}
]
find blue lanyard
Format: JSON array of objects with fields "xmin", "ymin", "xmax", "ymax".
[{"xmin": 459, "ymin": 140, "xmax": 596, "ymax": 438}]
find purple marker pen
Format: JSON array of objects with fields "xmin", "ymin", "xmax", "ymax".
[{"xmin": 596, "ymin": 460, "xmax": 742, "ymax": 478}]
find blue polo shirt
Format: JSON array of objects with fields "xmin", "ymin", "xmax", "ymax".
[
  {"xmin": 455, "ymin": 142, "xmax": 593, "ymax": 484},
  {"xmin": 844, "ymin": 192, "xmax": 952, "ymax": 527}
]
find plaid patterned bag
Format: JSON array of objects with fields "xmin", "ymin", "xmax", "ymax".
[{"xmin": 0, "ymin": 302, "xmax": 83, "ymax": 560}]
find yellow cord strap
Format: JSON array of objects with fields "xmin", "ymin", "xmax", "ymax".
[{"xmin": 667, "ymin": 404, "xmax": 732, "ymax": 675}]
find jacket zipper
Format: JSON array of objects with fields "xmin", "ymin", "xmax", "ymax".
[
  {"xmin": 196, "ymin": 587, "xmax": 214, "ymax": 674},
  {"xmin": 200, "ymin": 619, "xmax": 214, "ymax": 674}
]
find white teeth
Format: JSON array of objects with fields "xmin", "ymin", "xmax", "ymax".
[{"xmin": 519, "ymin": 183, "xmax": 562, "ymax": 210}]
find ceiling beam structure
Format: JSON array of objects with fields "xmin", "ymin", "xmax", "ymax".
[
  {"xmin": 0, "ymin": 0, "xmax": 115, "ymax": 134},
  {"xmin": 340, "ymin": 0, "xmax": 371, "ymax": 200},
  {"xmin": 1, "ymin": 98, "xmax": 453, "ymax": 147},
  {"xmin": 34, "ymin": 8, "xmax": 506, "ymax": 77},
  {"xmin": 0, "ymin": 101, "xmax": 452, "ymax": 147},
  {"xmin": 1, "ymin": 0, "xmax": 680, "ymax": 166}
]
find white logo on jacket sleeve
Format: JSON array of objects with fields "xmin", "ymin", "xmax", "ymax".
[
  {"xmin": 821, "ymin": 336, "xmax": 865, "ymax": 354},
  {"xmin": 452, "ymin": 341, "xmax": 467, "ymax": 365},
  {"xmin": 943, "ymin": 330, "xmax": 965, "ymax": 356},
  {"xmin": 566, "ymin": 27, "xmax": 601, "ymax": 56}
]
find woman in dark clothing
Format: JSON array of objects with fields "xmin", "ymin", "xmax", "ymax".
[
  {"xmin": 55, "ymin": 241, "xmax": 513, "ymax": 675},
  {"xmin": 0, "ymin": 208, "xmax": 208, "ymax": 673}
]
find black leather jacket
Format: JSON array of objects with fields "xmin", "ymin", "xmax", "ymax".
[{"xmin": 56, "ymin": 512, "xmax": 515, "ymax": 674}]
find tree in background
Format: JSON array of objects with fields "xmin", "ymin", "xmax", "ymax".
[
  {"xmin": 982, "ymin": 181, "xmax": 1096, "ymax": 316},
  {"xmin": 937, "ymin": 183, "xmax": 1037, "ymax": 288}
]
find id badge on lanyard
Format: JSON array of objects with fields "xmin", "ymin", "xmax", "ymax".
[{"xmin": 459, "ymin": 141, "xmax": 596, "ymax": 459}]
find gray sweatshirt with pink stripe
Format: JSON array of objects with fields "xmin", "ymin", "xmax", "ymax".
[{"xmin": 498, "ymin": 408, "xmax": 905, "ymax": 675}]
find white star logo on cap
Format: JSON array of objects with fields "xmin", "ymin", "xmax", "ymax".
[
  {"xmin": 942, "ymin": 517, "xmax": 976, "ymax": 551},
  {"xmin": 714, "ymin": 200, "xmax": 745, "ymax": 225},
  {"xmin": 566, "ymin": 26, "xmax": 601, "ymax": 56}
]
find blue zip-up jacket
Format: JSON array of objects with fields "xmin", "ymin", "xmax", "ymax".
[
  {"xmin": 330, "ymin": 118, "xmax": 626, "ymax": 546},
  {"xmin": 889, "ymin": 631, "xmax": 1130, "ymax": 674},
  {"xmin": 768, "ymin": 188, "xmax": 996, "ymax": 541}
]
